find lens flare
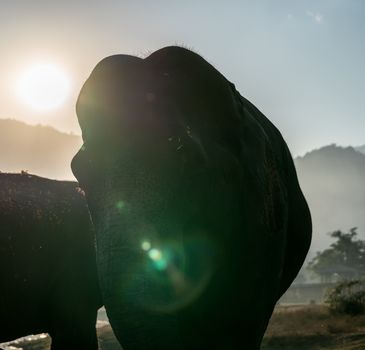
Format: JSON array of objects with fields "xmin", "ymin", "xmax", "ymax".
[
  {"xmin": 148, "ymin": 248, "xmax": 162, "ymax": 261},
  {"xmin": 116, "ymin": 200, "xmax": 125, "ymax": 211},
  {"xmin": 147, "ymin": 248, "xmax": 169, "ymax": 270},
  {"xmin": 141, "ymin": 241, "xmax": 151, "ymax": 251},
  {"xmin": 119, "ymin": 236, "xmax": 216, "ymax": 313}
]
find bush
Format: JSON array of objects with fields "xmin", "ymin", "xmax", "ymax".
[{"xmin": 325, "ymin": 279, "xmax": 365, "ymax": 315}]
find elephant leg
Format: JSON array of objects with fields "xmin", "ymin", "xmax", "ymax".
[
  {"xmin": 50, "ymin": 329, "xmax": 98, "ymax": 350},
  {"xmin": 47, "ymin": 268, "xmax": 100, "ymax": 350},
  {"xmin": 48, "ymin": 305, "xmax": 98, "ymax": 350},
  {"xmin": 48, "ymin": 286, "xmax": 98, "ymax": 350}
]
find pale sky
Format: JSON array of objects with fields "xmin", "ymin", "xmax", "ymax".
[{"xmin": 1, "ymin": 0, "xmax": 364, "ymax": 156}]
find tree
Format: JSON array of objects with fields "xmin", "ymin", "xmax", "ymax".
[
  {"xmin": 325, "ymin": 279, "xmax": 365, "ymax": 315},
  {"xmin": 308, "ymin": 228, "xmax": 365, "ymax": 282}
]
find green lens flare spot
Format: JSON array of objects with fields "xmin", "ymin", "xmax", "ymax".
[
  {"xmin": 116, "ymin": 200, "xmax": 125, "ymax": 211},
  {"xmin": 141, "ymin": 241, "xmax": 151, "ymax": 251},
  {"xmin": 154, "ymin": 258, "xmax": 168, "ymax": 270},
  {"xmin": 148, "ymin": 248, "xmax": 162, "ymax": 261},
  {"xmin": 148, "ymin": 248, "xmax": 168, "ymax": 271}
]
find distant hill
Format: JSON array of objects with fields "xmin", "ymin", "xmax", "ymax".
[
  {"xmin": 0, "ymin": 119, "xmax": 82, "ymax": 180},
  {"xmin": 355, "ymin": 144, "xmax": 365, "ymax": 155},
  {"xmin": 295, "ymin": 144, "xmax": 365, "ymax": 254}
]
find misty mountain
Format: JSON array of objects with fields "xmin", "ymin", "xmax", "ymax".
[
  {"xmin": 0, "ymin": 119, "xmax": 82, "ymax": 180},
  {"xmin": 356, "ymin": 145, "xmax": 365, "ymax": 155},
  {"xmin": 295, "ymin": 144, "xmax": 365, "ymax": 255}
]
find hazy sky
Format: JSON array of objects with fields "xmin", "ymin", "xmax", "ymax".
[{"xmin": 1, "ymin": 0, "xmax": 364, "ymax": 156}]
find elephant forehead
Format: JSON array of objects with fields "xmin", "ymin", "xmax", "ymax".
[
  {"xmin": 76, "ymin": 47, "xmax": 232, "ymax": 126},
  {"xmin": 75, "ymin": 46, "xmax": 243, "ymax": 170}
]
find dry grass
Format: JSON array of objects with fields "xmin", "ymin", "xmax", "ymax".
[{"xmin": 262, "ymin": 304, "xmax": 365, "ymax": 350}]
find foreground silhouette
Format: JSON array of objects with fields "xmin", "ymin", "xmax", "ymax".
[
  {"xmin": 0, "ymin": 173, "xmax": 101, "ymax": 350},
  {"xmin": 72, "ymin": 46, "xmax": 312, "ymax": 350}
]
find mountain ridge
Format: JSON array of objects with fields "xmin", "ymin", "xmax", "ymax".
[
  {"xmin": 295, "ymin": 144, "xmax": 365, "ymax": 254},
  {"xmin": 355, "ymin": 144, "xmax": 365, "ymax": 155},
  {"xmin": 0, "ymin": 119, "xmax": 82, "ymax": 180}
]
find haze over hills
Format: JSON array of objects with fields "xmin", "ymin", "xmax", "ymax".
[
  {"xmin": 295, "ymin": 144, "xmax": 365, "ymax": 255},
  {"xmin": 0, "ymin": 118, "xmax": 364, "ymax": 254},
  {"xmin": 355, "ymin": 144, "xmax": 365, "ymax": 155},
  {"xmin": 0, "ymin": 119, "xmax": 82, "ymax": 180}
]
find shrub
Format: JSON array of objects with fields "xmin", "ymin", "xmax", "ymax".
[{"xmin": 325, "ymin": 279, "xmax": 365, "ymax": 315}]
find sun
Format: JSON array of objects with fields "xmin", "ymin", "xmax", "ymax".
[{"xmin": 16, "ymin": 63, "xmax": 71, "ymax": 111}]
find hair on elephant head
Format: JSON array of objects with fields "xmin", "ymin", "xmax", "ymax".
[{"xmin": 72, "ymin": 46, "xmax": 312, "ymax": 350}]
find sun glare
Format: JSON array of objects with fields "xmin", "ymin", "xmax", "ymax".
[{"xmin": 16, "ymin": 63, "xmax": 71, "ymax": 111}]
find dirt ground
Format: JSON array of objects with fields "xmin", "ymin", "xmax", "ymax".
[
  {"xmin": 1, "ymin": 305, "xmax": 365, "ymax": 349},
  {"xmin": 261, "ymin": 304, "xmax": 365, "ymax": 350}
]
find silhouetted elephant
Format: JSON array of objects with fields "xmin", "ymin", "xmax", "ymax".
[
  {"xmin": 0, "ymin": 173, "xmax": 101, "ymax": 350},
  {"xmin": 71, "ymin": 46, "xmax": 312, "ymax": 350}
]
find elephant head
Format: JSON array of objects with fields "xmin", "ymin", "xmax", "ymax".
[{"xmin": 71, "ymin": 46, "xmax": 311, "ymax": 350}]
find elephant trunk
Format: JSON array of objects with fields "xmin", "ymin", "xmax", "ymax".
[
  {"xmin": 92, "ymin": 176, "xmax": 186, "ymax": 349},
  {"xmin": 96, "ymin": 244, "xmax": 184, "ymax": 349}
]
